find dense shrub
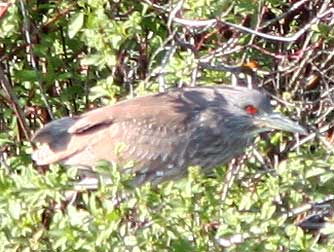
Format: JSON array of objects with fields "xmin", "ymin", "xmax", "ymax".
[{"xmin": 0, "ymin": 0, "xmax": 333, "ymax": 251}]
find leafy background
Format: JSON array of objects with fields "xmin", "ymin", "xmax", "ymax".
[{"xmin": 0, "ymin": 0, "xmax": 334, "ymax": 251}]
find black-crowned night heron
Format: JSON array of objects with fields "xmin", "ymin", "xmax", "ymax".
[{"xmin": 32, "ymin": 86, "xmax": 306, "ymax": 185}]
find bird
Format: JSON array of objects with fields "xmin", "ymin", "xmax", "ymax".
[{"xmin": 31, "ymin": 85, "xmax": 306, "ymax": 186}]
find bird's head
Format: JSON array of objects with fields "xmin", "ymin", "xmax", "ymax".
[{"xmin": 212, "ymin": 86, "xmax": 307, "ymax": 137}]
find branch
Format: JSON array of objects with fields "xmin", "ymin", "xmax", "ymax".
[
  {"xmin": 172, "ymin": 6, "xmax": 334, "ymax": 43},
  {"xmin": 19, "ymin": 0, "xmax": 54, "ymax": 120},
  {"xmin": 0, "ymin": 65, "xmax": 31, "ymax": 142}
]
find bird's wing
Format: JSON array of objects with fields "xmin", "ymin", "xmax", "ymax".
[{"xmin": 32, "ymin": 90, "xmax": 203, "ymax": 167}]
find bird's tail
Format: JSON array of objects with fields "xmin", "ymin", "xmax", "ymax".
[{"xmin": 31, "ymin": 117, "xmax": 78, "ymax": 165}]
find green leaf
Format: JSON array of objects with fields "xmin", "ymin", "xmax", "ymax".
[
  {"xmin": 14, "ymin": 70, "xmax": 38, "ymax": 82},
  {"xmin": 260, "ymin": 201, "xmax": 276, "ymax": 220},
  {"xmin": 68, "ymin": 12, "xmax": 84, "ymax": 38},
  {"xmin": 305, "ymin": 167, "xmax": 326, "ymax": 178},
  {"xmin": 8, "ymin": 200, "xmax": 21, "ymax": 220},
  {"xmin": 81, "ymin": 54, "xmax": 103, "ymax": 66}
]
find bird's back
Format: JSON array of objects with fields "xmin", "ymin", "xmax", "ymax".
[{"xmin": 32, "ymin": 86, "xmax": 256, "ymax": 184}]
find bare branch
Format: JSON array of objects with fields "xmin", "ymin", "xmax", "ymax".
[
  {"xmin": 173, "ymin": 6, "xmax": 334, "ymax": 43},
  {"xmin": 0, "ymin": 65, "xmax": 31, "ymax": 142},
  {"xmin": 19, "ymin": 0, "xmax": 54, "ymax": 120}
]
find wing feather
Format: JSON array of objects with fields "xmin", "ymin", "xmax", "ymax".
[{"xmin": 32, "ymin": 90, "xmax": 201, "ymax": 168}]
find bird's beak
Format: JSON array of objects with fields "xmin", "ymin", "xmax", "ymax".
[{"xmin": 255, "ymin": 113, "xmax": 307, "ymax": 135}]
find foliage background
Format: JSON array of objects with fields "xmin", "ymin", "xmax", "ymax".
[{"xmin": 0, "ymin": 0, "xmax": 334, "ymax": 251}]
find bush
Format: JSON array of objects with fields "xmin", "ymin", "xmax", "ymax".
[{"xmin": 0, "ymin": 0, "xmax": 333, "ymax": 251}]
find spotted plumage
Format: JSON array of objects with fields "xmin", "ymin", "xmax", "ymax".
[{"xmin": 32, "ymin": 85, "xmax": 306, "ymax": 185}]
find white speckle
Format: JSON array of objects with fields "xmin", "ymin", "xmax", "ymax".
[
  {"xmin": 167, "ymin": 164, "xmax": 174, "ymax": 169},
  {"xmin": 270, "ymin": 99, "xmax": 277, "ymax": 106},
  {"xmin": 148, "ymin": 124, "xmax": 153, "ymax": 129},
  {"xmin": 132, "ymin": 118, "xmax": 137, "ymax": 123},
  {"xmin": 139, "ymin": 167, "xmax": 149, "ymax": 174},
  {"xmin": 141, "ymin": 150, "xmax": 150, "ymax": 159},
  {"xmin": 156, "ymin": 171, "xmax": 164, "ymax": 176},
  {"xmin": 178, "ymin": 159, "xmax": 185, "ymax": 167},
  {"xmin": 147, "ymin": 152, "xmax": 158, "ymax": 160},
  {"xmin": 149, "ymin": 137, "xmax": 157, "ymax": 145},
  {"xmin": 121, "ymin": 121, "xmax": 128, "ymax": 128},
  {"xmin": 161, "ymin": 153, "xmax": 169, "ymax": 162},
  {"xmin": 128, "ymin": 146, "xmax": 136, "ymax": 155},
  {"xmin": 135, "ymin": 149, "xmax": 143, "ymax": 157}
]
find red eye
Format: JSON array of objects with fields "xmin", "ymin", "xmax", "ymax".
[{"xmin": 245, "ymin": 105, "xmax": 258, "ymax": 115}]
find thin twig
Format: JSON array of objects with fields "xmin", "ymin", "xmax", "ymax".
[
  {"xmin": 19, "ymin": 0, "xmax": 54, "ymax": 120},
  {"xmin": 0, "ymin": 65, "xmax": 31, "ymax": 142},
  {"xmin": 172, "ymin": 7, "xmax": 334, "ymax": 43},
  {"xmin": 259, "ymin": 0, "xmax": 310, "ymax": 29}
]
